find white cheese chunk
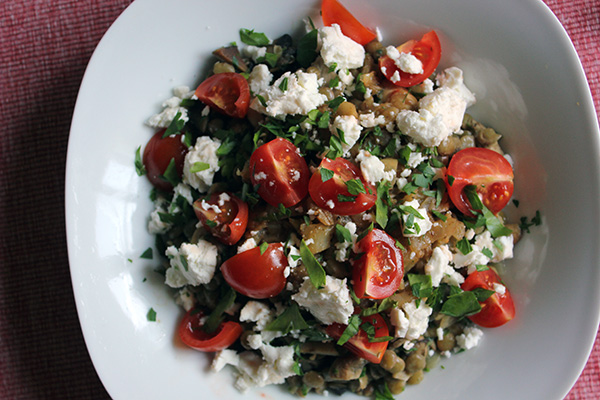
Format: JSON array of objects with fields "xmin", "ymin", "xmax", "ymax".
[
  {"xmin": 292, "ymin": 276, "xmax": 354, "ymax": 325},
  {"xmin": 183, "ymin": 136, "xmax": 221, "ymax": 192},
  {"xmin": 258, "ymin": 71, "xmax": 327, "ymax": 117},
  {"xmin": 330, "ymin": 115, "xmax": 363, "ymax": 155},
  {"xmin": 385, "ymin": 46, "xmax": 424, "ymax": 74},
  {"xmin": 248, "ymin": 64, "xmax": 273, "ymax": 95},
  {"xmin": 334, "ymin": 221, "xmax": 357, "ymax": 262},
  {"xmin": 146, "ymin": 85, "xmax": 195, "ymax": 128},
  {"xmin": 456, "ymin": 326, "xmax": 484, "ymax": 350},
  {"xmin": 400, "ymin": 199, "xmax": 433, "ymax": 237},
  {"xmin": 239, "ymin": 301, "xmax": 274, "ymax": 331},
  {"xmin": 425, "ymin": 245, "xmax": 464, "ymax": 287},
  {"xmin": 355, "ymin": 149, "xmax": 396, "ymax": 184},
  {"xmin": 390, "ymin": 299, "xmax": 433, "ymax": 340},
  {"xmin": 319, "ymin": 24, "xmax": 365, "ymax": 70},
  {"xmin": 164, "ymin": 241, "xmax": 218, "ymax": 287}
]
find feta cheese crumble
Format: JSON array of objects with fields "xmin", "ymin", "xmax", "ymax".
[
  {"xmin": 292, "ymin": 276, "xmax": 354, "ymax": 325},
  {"xmin": 257, "ymin": 71, "xmax": 327, "ymax": 117},
  {"xmin": 164, "ymin": 241, "xmax": 218, "ymax": 287},
  {"xmin": 319, "ymin": 24, "xmax": 365, "ymax": 70},
  {"xmin": 183, "ymin": 136, "xmax": 221, "ymax": 192}
]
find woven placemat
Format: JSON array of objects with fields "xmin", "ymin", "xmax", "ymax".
[{"xmin": 0, "ymin": 0, "xmax": 597, "ymax": 398}]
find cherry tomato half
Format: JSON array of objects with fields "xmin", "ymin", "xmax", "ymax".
[
  {"xmin": 461, "ymin": 269, "xmax": 516, "ymax": 328},
  {"xmin": 445, "ymin": 147, "xmax": 514, "ymax": 216},
  {"xmin": 249, "ymin": 138, "xmax": 310, "ymax": 208},
  {"xmin": 143, "ymin": 129, "xmax": 188, "ymax": 192},
  {"xmin": 379, "ymin": 30, "xmax": 441, "ymax": 88},
  {"xmin": 325, "ymin": 312, "xmax": 389, "ymax": 364},
  {"xmin": 321, "ymin": 0, "xmax": 376, "ymax": 45},
  {"xmin": 308, "ymin": 157, "xmax": 376, "ymax": 216},
  {"xmin": 193, "ymin": 192, "xmax": 248, "ymax": 245},
  {"xmin": 195, "ymin": 73, "xmax": 250, "ymax": 119},
  {"xmin": 221, "ymin": 243, "xmax": 288, "ymax": 299},
  {"xmin": 178, "ymin": 309, "xmax": 242, "ymax": 352},
  {"xmin": 352, "ymin": 229, "xmax": 404, "ymax": 299}
]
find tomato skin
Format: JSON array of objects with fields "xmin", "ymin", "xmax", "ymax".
[
  {"xmin": 325, "ymin": 313, "xmax": 389, "ymax": 363},
  {"xmin": 379, "ymin": 30, "xmax": 441, "ymax": 87},
  {"xmin": 445, "ymin": 147, "xmax": 514, "ymax": 216},
  {"xmin": 178, "ymin": 309, "xmax": 242, "ymax": 352},
  {"xmin": 249, "ymin": 138, "xmax": 310, "ymax": 208},
  {"xmin": 352, "ymin": 229, "xmax": 404, "ymax": 299},
  {"xmin": 143, "ymin": 129, "xmax": 188, "ymax": 192},
  {"xmin": 461, "ymin": 269, "xmax": 516, "ymax": 328},
  {"xmin": 195, "ymin": 73, "xmax": 250, "ymax": 119},
  {"xmin": 321, "ymin": 0, "xmax": 376, "ymax": 45},
  {"xmin": 308, "ymin": 157, "xmax": 376, "ymax": 216},
  {"xmin": 193, "ymin": 192, "xmax": 248, "ymax": 245},
  {"xmin": 221, "ymin": 243, "xmax": 288, "ymax": 299}
]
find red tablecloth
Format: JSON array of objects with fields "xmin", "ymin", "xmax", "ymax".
[{"xmin": 0, "ymin": 0, "xmax": 598, "ymax": 398}]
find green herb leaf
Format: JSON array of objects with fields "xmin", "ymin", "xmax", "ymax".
[
  {"xmin": 140, "ymin": 247, "xmax": 153, "ymax": 259},
  {"xmin": 279, "ymin": 77, "xmax": 289, "ymax": 91},
  {"xmin": 163, "ymin": 111, "xmax": 185, "ymax": 137},
  {"xmin": 259, "ymin": 242, "xmax": 269, "ymax": 255},
  {"xmin": 134, "ymin": 146, "xmax": 146, "ymax": 176},
  {"xmin": 482, "ymin": 206, "xmax": 513, "ymax": 237},
  {"xmin": 239, "ymin": 28, "xmax": 270, "ymax": 46},
  {"xmin": 328, "ymin": 76, "xmax": 340, "ymax": 88},
  {"xmin": 337, "ymin": 194, "xmax": 356, "ymax": 202},
  {"xmin": 476, "ymin": 264, "xmax": 490, "ymax": 272},
  {"xmin": 456, "ymin": 238, "xmax": 473, "ymax": 255},
  {"xmin": 158, "ymin": 158, "xmax": 181, "ymax": 187},
  {"xmin": 327, "ymin": 96, "xmax": 345, "ymax": 111},
  {"xmin": 432, "ymin": 210, "xmax": 447, "ymax": 221},
  {"xmin": 408, "ymin": 274, "xmax": 433, "ymax": 298},
  {"xmin": 336, "ymin": 315, "xmax": 361, "ymax": 346},
  {"xmin": 464, "ymin": 185, "xmax": 483, "ymax": 211},
  {"xmin": 374, "ymin": 382, "xmax": 395, "ymax": 400},
  {"xmin": 375, "ymin": 181, "xmax": 390, "ymax": 229},
  {"xmin": 335, "ymin": 224, "xmax": 353, "ymax": 243},
  {"xmin": 447, "ymin": 175, "xmax": 455, "ymax": 186},
  {"xmin": 203, "ymin": 286, "xmax": 237, "ymax": 333},
  {"xmin": 345, "ymin": 179, "xmax": 366, "ymax": 195},
  {"xmin": 264, "ymin": 303, "xmax": 309, "ymax": 334},
  {"xmin": 296, "ymin": 29, "xmax": 318, "ymax": 68},
  {"xmin": 481, "ymin": 247, "xmax": 494, "ymax": 258},
  {"xmin": 320, "ymin": 167, "xmax": 335, "ymax": 182},
  {"xmin": 471, "ymin": 287, "xmax": 495, "ymax": 302},
  {"xmin": 300, "ymin": 239, "xmax": 326, "ymax": 289},
  {"xmin": 190, "ymin": 161, "xmax": 210, "ymax": 173},
  {"xmin": 146, "ymin": 307, "xmax": 157, "ymax": 322},
  {"xmin": 440, "ymin": 291, "xmax": 482, "ymax": 317}
]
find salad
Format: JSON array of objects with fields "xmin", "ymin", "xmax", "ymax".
[{"xmin": 135, "ymin": 0, "xmax": 538, "ymax": 397}]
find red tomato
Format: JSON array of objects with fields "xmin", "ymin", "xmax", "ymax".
[
  {"xmin": 445, "ymin": 147, "xmax": 514, "ymax": 216},
  {"xmin": 461, "ymin": 269, "xmax": 516, "ymax": 328},
  {"xmin": 193, "ymin": 192, "xmax": 248, "ymax": 245},
  {"xmin": 352, "ymin": 229, "xmax": 404, "ymax": 299},
  {"xmin": 143, "ymin": 129, "xmax": 188, "ymax": 192},
  {"xmin": 321, "ymin": 0, "xmax": 376, "ymax": 45},
  {"xmin": 308, "ymin": 157, "xmax": 376, "ymax": 216},
  {"xmin": 379, "ymin": 30, "xmax": 441, "ymax": 87},
  {"xmin": 249, "ymin": 138, "xmax": 310, "ymax": 208},
  {"xmin": 195, "ymin": 73, "xmax": 250, "ymax": 119},
  {"xmin": 325, "ymin": 313, "xmax": 389, "ymax": 364},
  {"xmin": 221, "ymin": 243, "xmax": 287, "ymax": 299},
  {"xmin": 178, "ymin": 309, "xmax": 242, "ymax": 352}
]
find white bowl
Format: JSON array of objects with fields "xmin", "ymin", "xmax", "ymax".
[{"xmin": 65, "ymin": 0, "xmax": 600, "ymax": 399}]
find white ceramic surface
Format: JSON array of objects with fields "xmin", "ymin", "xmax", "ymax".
[{"xmin": 65, "ymin": 0, "xmax": 600, "ymax": 399}]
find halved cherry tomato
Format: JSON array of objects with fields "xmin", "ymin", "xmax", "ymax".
[
  {"xmin": 379, "ymin": 30, "xmax": 441, "ymax": 87},
  {"xmin": 445, "ymin": 147, "xmax": 514, "ymax": 216},
  {"xmin": 221, "ymin": 243, "xmax": 287, "ymax": 299},
  {"xmin": 321, "ymin": 0, "xmax": 376, "ymax": 45},
  {"xmin": 352, "ymin": 229, "xmax": 404, "ymax": 299},
  {"xmin": 461, "ymin": 269, "xmax": 516, "ymax": 328},
  {"xmin": 195, "ymin": 73, "xmax": 250, "ymax": 119},
  {"xmin": 325, "ymin": 312, "xmax": 389, "ymax": 364},
  {"xmin": 178, "ymin": 309, "xmax": 242, "ymax": 352},
  {"xmin": 143, "ymin": 129, "xmax": 188, "ymax": 192},
  {"xmin": 308, "ymin": 157, "xmax": 376, "ymax": 215},
  {"xmin": 193, "ymin": 192, "xmax": 248, "ymax": 245},
  {"xmin": 249, "ymin": 138, "xmax": 310, "ymax": 208}
]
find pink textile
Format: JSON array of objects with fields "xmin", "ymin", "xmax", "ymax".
[{"xmin": 0, "ymin": 0, "xmax": 598, "ymax": 398}]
